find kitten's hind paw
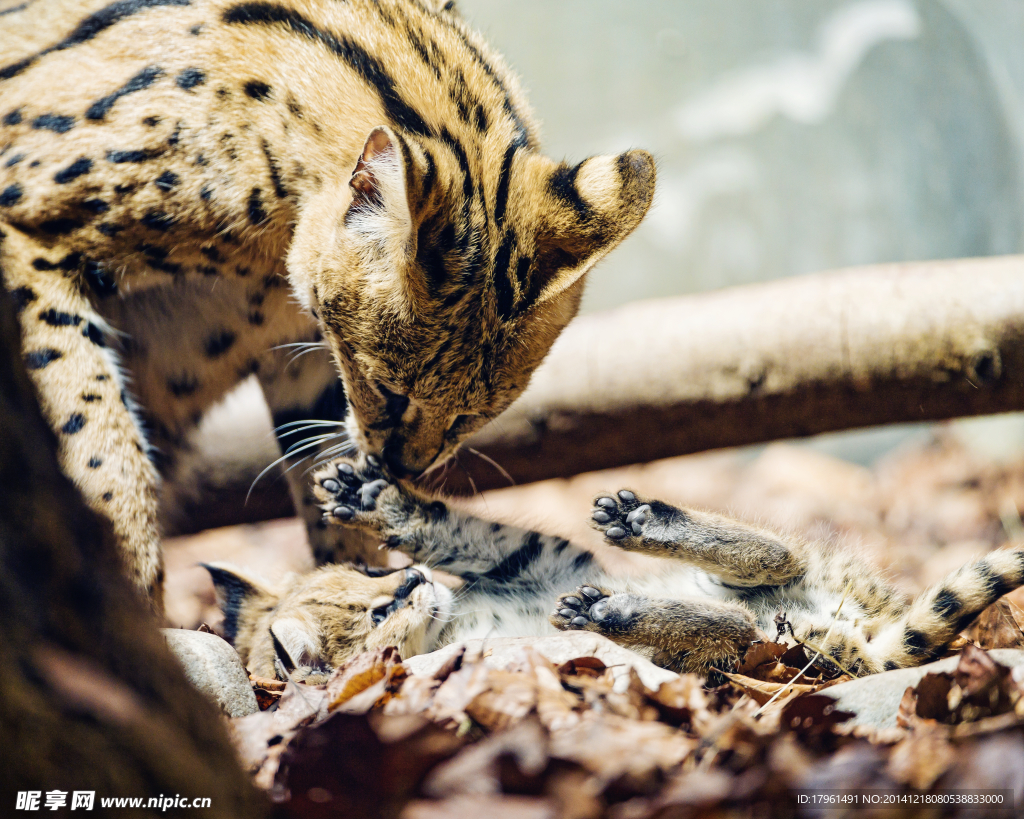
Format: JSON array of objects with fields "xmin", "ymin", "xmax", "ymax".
[
  {"xmin": 590, "ymin": 489, "xmax": 650, "ymax": 547},
  {"xmin": 550, "ymin": 585, "xmax": 613, "ymax": 632},
  {"xmin": 312, "ymin": 454, "xmax": 396, "ymax": 530}
]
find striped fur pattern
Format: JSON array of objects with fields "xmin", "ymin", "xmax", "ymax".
[
  {"xmin": 0, "ymin": 0, "xmax": 655, "ymax": 607},
  {"xmin": 207, "ymin": 454, "xmax": 1024, "ymax": 682}
]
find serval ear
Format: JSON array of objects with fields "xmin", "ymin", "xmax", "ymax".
[
  {"xmin": 424, "ymin": 0, "xmax": 459, "ymax": 17},
  {"xmin": 506, "ymin": 149, "xmax": 655, "ymax": 319},
  {"xmin": 202, "ymin": 563, "xmax": 277, "ymax": 648},
  {"xmin": 270, "ymin": 625, "xmax": 297, "ymax": 674},
  {"xmin": 537, "ymin": 149, "xmax": 656, "ymax": 302},
  {"xmin": 345, "ymin": 127, "xmax": 414, "ymax": 256},
  {"xmin": 492, "ymin": 149, "xmax": 655, "ymax": 321},
  {"xmin": 269, "ymin": 616, "xmax": 321, "ymax": 675}
]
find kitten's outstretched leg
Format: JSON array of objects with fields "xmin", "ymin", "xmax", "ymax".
[
  {"xmin": 312, "ymin": 454, "xmax": 600, "ymax": 596},
  {"xmin": 590, "ymin": 490, "xmax": 806, "ymax": 587},
  {"xmin": 550, "ymin": 585, "xmax": 762, "ymax": 676}
]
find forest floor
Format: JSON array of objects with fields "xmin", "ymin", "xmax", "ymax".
[{"xmin": 164, "ymin": 426, "xmax": 1024, "ymax": 818}]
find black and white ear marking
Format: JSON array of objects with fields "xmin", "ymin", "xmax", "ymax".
[
  {"xmin": 201, "ymin": 563, "xmax": 269, "ymax": 645},
  {"xmin": 270, "ymin": 619, "xmax": 331, "ymax": 680},
  {"xmin": 343, "ymin": 127, "xmax": 416, "ymax": 269},
  {"xmin": 505, "ymin": 149, "xmax": 655, "ymax": 319},
  {"xmin": 269, "ymin": 625, "xmax": 297, "ymax": 674}
]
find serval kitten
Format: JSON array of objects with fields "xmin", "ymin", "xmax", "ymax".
[{"xmin": 205, "ymin": 454, "xmax": 1024, "ymax": 683}]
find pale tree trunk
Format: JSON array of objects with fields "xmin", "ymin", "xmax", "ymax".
[
  {"xmin": 165, "ymin": 255, "xmax": 1024, "ymax": 527},
  {"xmin": 450, "ymin": 255, "xmax": 1024, "ymax": 491}
]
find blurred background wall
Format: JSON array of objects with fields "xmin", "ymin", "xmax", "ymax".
[{"xmin": 461, "ymin": 0, "xmax": 1024, "ymax": 463}]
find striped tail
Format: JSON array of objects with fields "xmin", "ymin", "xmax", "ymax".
[{"xmin": 873, "ymin": 548, "xmax": 1024, "ymax": 671}]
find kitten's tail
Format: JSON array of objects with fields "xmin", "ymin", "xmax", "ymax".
[{"xmin": 876, "ymin": 547, "xmax": 1024, "ymax": 670}]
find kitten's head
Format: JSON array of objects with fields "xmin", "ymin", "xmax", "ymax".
[
  {"xmin": 289, "ymin": 126, "xmax": 655, "ymax": 478},
  {"xmin": 203, "ymin": 563, "xmax": 451, "ymax": 683}
]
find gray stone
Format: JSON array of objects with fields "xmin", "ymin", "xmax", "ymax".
[
  {"xmin": 162, "ymin": 628, "xmax": 259, "ymax": 718},
  {"xmin": 402, "ymin": 632, "xmax": 678, "ymax": 692},
  {"xmin": 818, "ymin": 649, "xmax": 1024, "ymax": 729}
]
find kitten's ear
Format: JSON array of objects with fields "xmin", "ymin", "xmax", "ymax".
[
  {"xmin": 269, "ymin": 617, "xmax": 319, "ymax": 673},
  {"xmin": 202, "ymin": 563, "xmax": 277, "ymax": 647},
  {"xmin": 269, "ymin": 625, "xmax": 297, "ymax": 673},
  {"xmin": 345, "ymin": 127, "xmax": 414, "ymax": 255},
  {"xmin": 504, "ymin": 149, "xmax": 655, "ymax": 320}
]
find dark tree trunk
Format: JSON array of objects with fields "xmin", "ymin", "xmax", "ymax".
[{"xmin": 0, "ymin": 280, "xmax": 266, "ymax": 817}]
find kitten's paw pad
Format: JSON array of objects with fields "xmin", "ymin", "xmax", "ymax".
[
  {"xmin": 550, "ymin": 585, "xmax": 612, "ymax": 631},
  {"xmin": 312, "ymin": 454, "xmax": 394, "ymax": 524},
  {"xmin": 590, "ymin": 490, "xmax": 650, "ymax": 544}
]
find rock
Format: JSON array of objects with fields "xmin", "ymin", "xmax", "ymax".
[
  {"xmin": 403, "ymin": 632, "xmax": 678, "ymax": 692},
  {"xmin": 819, "ymin": 649, "xmax": 1024, "ymax": 729},
  {"xmin": 162, "ymin": 628, "xmax": 259, "ymax": 718}
]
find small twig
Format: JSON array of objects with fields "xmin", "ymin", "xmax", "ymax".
[
  {"xmin": 754, "ymin": 579, "xmax": 855, "ymax": 717},
  {"xmin": 795, "ymin": 636, "xmax": 860, "ymax": 680}
]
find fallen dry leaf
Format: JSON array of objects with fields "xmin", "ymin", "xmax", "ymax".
[
  {"xmin": 548, "ymin": 710, "xmax": 696, "ymax": 790},
  {"xmin": 465, "ymin": 669, "xmax": 541, "ymax": 732},
  {"xmin": 647, "ymin": 674, "xmax": 710, "ymax": 730},
  {"xmin": 326, "ymin": 645, "xmax": 407, "ymax": 712},
  {"xmin": 723, "ymin": 671, "xmax": 821, "ymax": 707},
  {"xmin": 779, "ymin": 694, "xmax": 853, "ymax": 754},
  {"xmin": 735, "ymin": 641, "xmax": 789, "ymax": 675},
  {"xmin": 249, "ymin": 673, "xmax": 286, "ymax": 711},
  {"xmin": 421, "ymin": 716, "xmax": 549, "ymax": 798},
  {"xmin": 402, "ymin": 794, "xmax": 556, "ymax": 819},
  {"xmin": 964, "ymin": 599, "xmax": 1024, "ymax": 650},
  {"xmin": 278, "ymin": 712, "xmax": 465, "ymax": 819}
]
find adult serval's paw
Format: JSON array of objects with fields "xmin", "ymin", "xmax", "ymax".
[
  {"xmin": 550, "ymin": 585, "xmax": 615, "ymax": 632},
  {"xmin": 590, "ymin": 489, "xmax": 651, "ymax": 547},
  {"xmin": 312, "ymin": 454, "xmax": 398, "ymax": 529}
]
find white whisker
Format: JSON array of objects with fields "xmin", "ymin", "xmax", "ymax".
[
  {"xmin": 284, "ymin": 433, "xmax": 337, "ymax": 454},
  {"xmin": 270, "ymin": 341, "xmax": 327, "ymax": 351},
  {"xmin": 247, "ymin": 449, "xmax": 309, "ymax": 503},
  {"xmin": 465, "ymin": 446, "xmax": 515, "ymax": 486},
  {"xmin": 424, "ymin": 459, "xmax": 453, "ymax": 492},
  {"xmin": 275, "ymin": 424, "xmax": 347, "ymax": 441},
  {"xmin": 273, "ymin": 418, "xmax": 347, "ymax": 433},
  {"xmin": 454, "ymin": 454, "xmax": 480, "ymax": 500},
  {"xmin": 247, "ymin": 432, "xmax": 350, "ymax": 501},
  {"xmin": 306, "ymin": 441, "xmax": 357, "ymax": 474},
  {"xmin": 286, "ymin": 346, "xmax": 330, "ymax": 368}
]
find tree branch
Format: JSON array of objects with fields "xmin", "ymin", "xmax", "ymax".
[
  {"xmin": 452, "ymin": 255, "xmax": 1024, "ymax": 491},
  {"xmin": 164, "ymin": 255, "xmax": 1024, "ymax": 530}
]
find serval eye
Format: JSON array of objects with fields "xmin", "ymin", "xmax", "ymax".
[
  {"xmin": 447, "ymin": 414, "xmax": 473, "ymax": 434},
  {"xmin": 361, "ymin": 565, "xmax": 400, "ymax": 578},
  {"xmin": 377, "ymin": 383, "xmax": 409, "ymax": 422},
  {"xmin": 371, "ymin": 602, "xmax": 393, "ymax": 626}
]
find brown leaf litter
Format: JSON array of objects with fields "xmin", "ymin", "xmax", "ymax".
[{"xmin": 225, "ymin": 637, "xmax": 1024, "ymax": 819}]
